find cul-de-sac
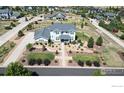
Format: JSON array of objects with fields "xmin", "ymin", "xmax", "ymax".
[{"xmin": 0, "ymin": 6, "xmax": 124, "ymax": 76}]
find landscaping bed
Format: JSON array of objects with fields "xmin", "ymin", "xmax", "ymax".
[
  {"xmin": 72, "ymin": 54, "xmax": 101, "ymax": 67},
  {"xmin": 20, "ymin": 52, "xmax": 59, "ymax": 66}
]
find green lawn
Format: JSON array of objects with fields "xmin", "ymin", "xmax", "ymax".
[
  {"xmin": 27, "ymin": 52, "xmax": 55, "ymax": 61},
  {"xmin": 73, "ymin": 54, "xmax": 99, "ymax": 62},
  {"xmin": 76, "ymin": 32, "xmax": 89, "ymax": 41}
]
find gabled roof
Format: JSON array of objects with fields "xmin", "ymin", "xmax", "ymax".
[
  {"xmin": 46, "ymin": 12, "xmax": 66, "ymax": 19},
  {"xmin": 34, "ymin": 23, "xmax": 76, "ymax": 40},
  {"xmin": 12, "ymin": 11, "xmax": 20, "ymax": 17},
  {"xmin": 104, "ymin": 12, "xmax": 117, "ymax": 17}
]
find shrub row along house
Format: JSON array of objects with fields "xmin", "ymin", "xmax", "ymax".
[{"xmin": 34, "ymin": 23, "xmax": 76, "ymax": 42}]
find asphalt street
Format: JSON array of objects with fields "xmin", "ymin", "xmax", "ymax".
[{"xmin": 0, "ymin": 67, "xmax": 124, "ymax": 76}]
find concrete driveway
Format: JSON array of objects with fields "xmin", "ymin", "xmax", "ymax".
[
  {"xmin": 90, "ymin": 19, "xmax": 124, "ymax": 48},
  {"xmin": 2, "ymin": 32, "xmax": 35, "ymax": 66},
  {"xmin": 0, "ymin": 16, "xmax": 42, "ymax": 46}
]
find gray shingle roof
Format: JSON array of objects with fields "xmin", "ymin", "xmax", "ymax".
[
  {"xmin": 34, "ymin": 23, "xmax": 76, "ymax": 40},
  {"xmin": 0, "ymin": 9, "xmax": 10, "ymax": 14},
  {"xmin": 104, "ymin": 12, "xmax": 116, "ymax": 17},
  {"xmin": 46, "ymin": 12, "xmax": 66, "ymax": 19}
]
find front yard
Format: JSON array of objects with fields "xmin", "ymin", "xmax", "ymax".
[{"xmin": 72, "ymin": 54, "xmax": 101, "ymax": 67}]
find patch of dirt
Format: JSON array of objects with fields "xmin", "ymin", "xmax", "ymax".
[{"xmin": 117, "ymin": 51, "xmax": 124, "ymax": 61}]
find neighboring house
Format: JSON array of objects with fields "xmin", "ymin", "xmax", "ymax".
[
  {"xmin": 34, "ymin": 23, "xmax": 76, "ymax": 42},
  {"xmin": 0, "ymin": 9, "xmax": 20, "ymax": 20},
  {"xmin": 0, "ymin": 9, "xmax": 12, "ymax": 19},
  {"xmin": 104, "ymin": 12, "xmax": 117, "ymax": 20},
  {"xmin": 95, "ymin": 15, "xmax": 104, "ymax": 20},
  {"xmin": 10, "ymin": 11, "xmax": 20, "ymax": 19},
  {"xmin": 88, "ymin": 7, "xmax": 103, "ymax": 14},
  {"xmin": 46, "ymin": 12, "xmax": 66, "ymax": 20}
]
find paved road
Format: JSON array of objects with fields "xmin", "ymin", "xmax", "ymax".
[
  {"xmin": 0, "ymin": 66, "xmax": 124, "ymax": 76},
  {"xmin": 2, "ymin": 32, "xmax": 35, "ymax": 66},
  {"xmin": 90, "ymin": 19, "xmax": 124, "ymax": 48},
  {"xmin": 0, "ymin": 16, "xmax": 42, "ymax": 46}
]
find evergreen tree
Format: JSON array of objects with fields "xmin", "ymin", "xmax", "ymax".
[
  {"xmin": 88, "ymin": 37, "xmax": 94, "ymax": 48},
  {"xmin": 96, "ymin": 36, "xmax": 103, "ymax": 46}
]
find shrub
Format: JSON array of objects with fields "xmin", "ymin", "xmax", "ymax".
[
  {"xmin": 5, "ymin": 26, "xmax": 12, "ymax": 30},
  {"xmin": 93, "ymin": 61, "xmax": 100, "ymax": 67},
  {"xmin": 54, "ymin": 60, "xmax": 58, "ymax": 63},
  {"xmin": 44, "ymin": 59, "xmax": 51, "ymax": 66},
  {"xmin": 26, "ymin": 43, "xmax": 33, "ymax": 50},
  {"xmin": 86, "ymin": 61, "xmax": 92, "ymax": 66},
  {"xmin": 28, "ymin": 59, "xmax": 35, "ymax": 65},
  {"xmin": 10, "ymin": 22, "xmax": 16, "ymax": 27},
  {"xmin": 81, "ymin": 23, "xmax": 84, "ymax": 28},
  {"xmin": 77, "ymin": 60, "xmax": 84, "ymax": 67},
  {"xmin": 55, "ymin": 50, "xmax": 59, "ymax": 55},
  {"xmin": 18, "ymin": 30, "xmax": 24, "ymax": 37},
  {"xmin": 68, "ymin": 60, "xmax": 72, "ymax": 63},
  {"xmin": 37, "ymin": 59, "xmax": 42, "ymax": 65},
  {"xmin": 69, "ymin": 50, "xmax": 72, "ymax": 54}
]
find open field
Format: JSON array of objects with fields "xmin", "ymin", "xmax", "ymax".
[{"xmin": 0, "ymin": 20, "xmax": 19, "ymax": 36}]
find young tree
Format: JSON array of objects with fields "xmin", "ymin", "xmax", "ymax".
[
  {"xmin": 5, "ymin": 62, "xmax": 32, "ymax": 76},
  {"xmin": 81, "ymin": 22, "xmax": 84, "ymax": 28},
  {"xmin": 10, "ymin": 22, "xmax": 16, "ymax": 27},
  {"xmin": 88, "ymin": 37, "xmax": 94, "ymax": 48},
  {"xmin": 48, "ymin": 38, "xmax": 52, "ymax": 44},
  {"xmin": 18, "ymin": 30, "xmax": 24, "ymax": 37},
  {"xmin": 26, "ymin": 43, "xmax": 33, "ymax": 50},
  {"xmin": 96, "ymin": 36, "xmax": 103, "ymax": 46},
  {"xmin": 27, "ymin": 23, "xmax": 33, "ymax": 30}
]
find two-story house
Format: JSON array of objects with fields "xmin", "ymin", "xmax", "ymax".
[{"xmin": 34, "ymin": 23, "xmax": 76, "ymax": 42}]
